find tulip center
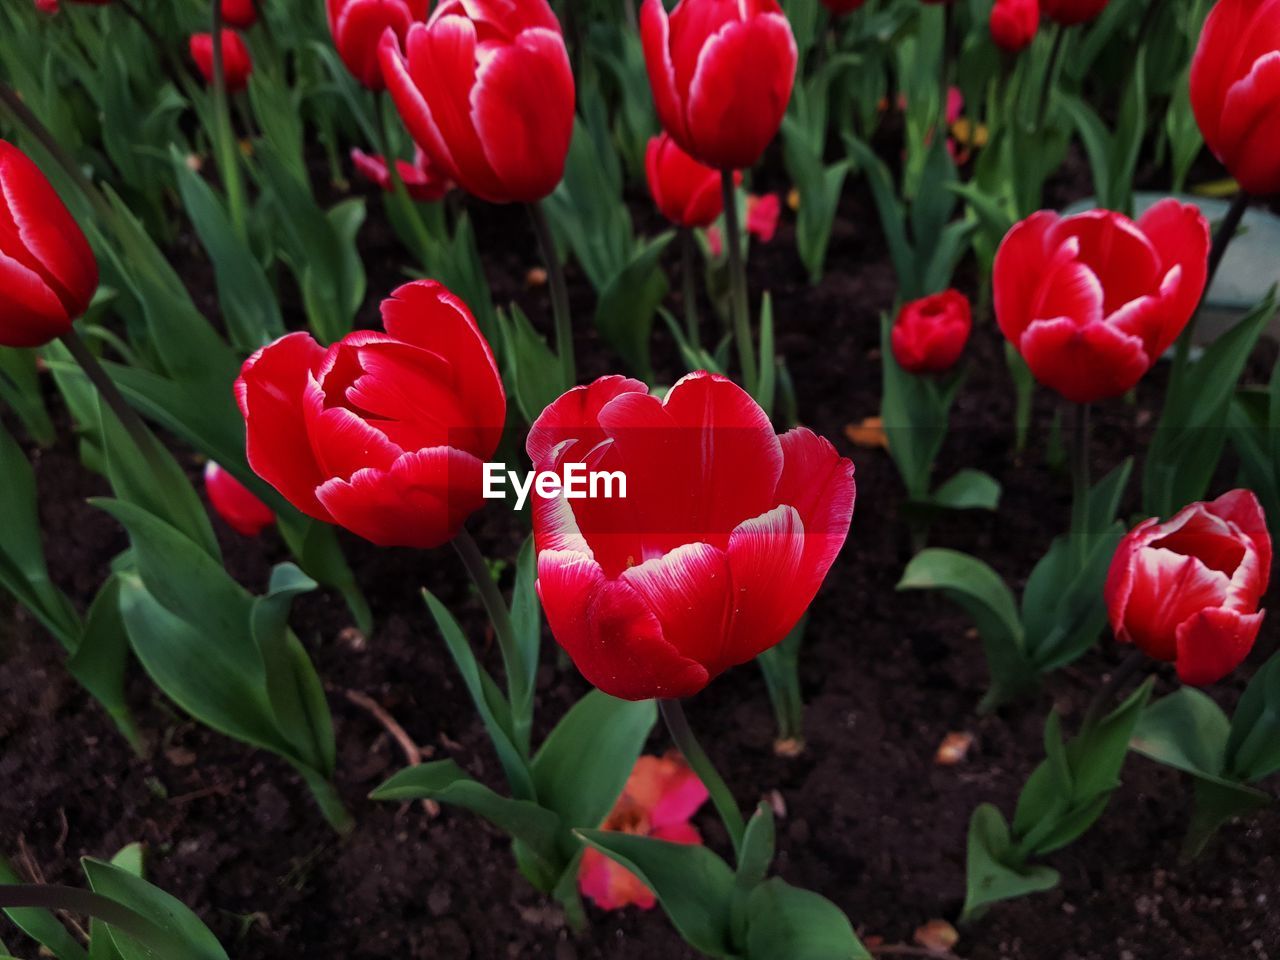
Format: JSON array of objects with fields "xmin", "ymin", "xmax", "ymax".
[{"xmin": 1148, "ymin": 527, "xmax": 1245, "ymax": 576}]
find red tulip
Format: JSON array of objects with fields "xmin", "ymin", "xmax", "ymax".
[
  {"xmin": 222, "ymin": 0, "xmax": 257, "ymax": 29},
  {"xmin": 0, "ymin": 141, "xmax": 98, "ymax": 349},
  {"xmin": 326, "ymin": 0, "xmax": 425, "ymax": 90},
  {"xmin": 527, "ymin": 372, "xmax": 855, "ymax": 701},
  {"xmin": 1106, "ymin": 490, "xmax": 1271, "ymax": 686},
  {"xmin": 645, "ymin": 134, "xmax": 725, "ymax": 229},
  {"xmin": 351, "ymin": 147, "xmax": 451, "ymax": 202},
  {"xmin": 993, "ymin": 201, "xmax": 1210, "ymax": 403},
  {"xmin": 1190, "ymin": 0, "xmax": 1280, "ymax": 196},
  {"xmin": 746, "ymin": 193, "xmax": 781, "ymax": 243},
  {"xmin": 379, "ymin": 0, "xmax": 575, "ymax": 204},
  {"xmin": 640, "ymin": 0, "xmax": 798, "ymax": 170},
  {"xmin": 1040, "ymin": 0, "xmax": 1108, "ymax": 25},
  {"xmin": 990, "ymin": 0, "xmax": 1039, "ymax": 52},
  {"xmin": 204, "ymin": 462, "xmax": 275, "ymax": 537},
  {"xmin": 820, "ymin": 0, "xmax": 865, "ymax": 12},
  {"xmin": 234, "ymin": 280, "xmax": 505, "ymax": 549},
  {"xmin": 190, "ymin": 30, "xmax": 253, "ymax": 93},
  {"xmin": 579, "ymin": 755, "xmax": 708, "ymax": 910},
  {"xmin": 891, "ymin": 290, "xmax": 971, "ymax": 375}
]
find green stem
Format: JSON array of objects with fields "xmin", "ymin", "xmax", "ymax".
[
  {"xmin": 681, "ymin": 227, "xmax": 701, "ymax": 350},
  {"xmin": 60, "ymin": 327, "xmax": 153, "ymax": 457},
  {"xmin": 378, "ymin": 93, "xmax": 437, "ymax": 267},
  {"xmin": 659, "ymin": 699, "xmax": 745, "ymax": 856},
  {"xmin": 1069, "ymin": 402, "xmax": 1091, "ymax": 569},
  {"xmin": 1079, "ymin": 649, "xmax": 1146, "ymax": 733},
  {"xmin": 1171, "ymin": 191, "xmax": 1250, "ymax": 379},
  {"xmin": 529, "ymin": 200, "xmax": 575, "ymax": 389},
  {"xmin": 720, "ymin": 170, "xmax": 757, "ymax": 397},
  {"xmin": 1033, "ymin": 25, "xmax": 1065, "ymax": 132},
  {"xmin": 209, "ymin": 0, "xmax": 248, "ymax": 241},
  {"xmin": 452, "ymin": 527, "xmax": 531, "ymax": 754},
  {"xmin": 297, "ymin": 765, "xmax": 354, "ymax": 834}
]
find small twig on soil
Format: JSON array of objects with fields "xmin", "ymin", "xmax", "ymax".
[
  {"xmin": 345, "ymin": 690, "xmax": 439, "ymax": 817},
  {"xmin": 54, "ymin": 808, "xmax": 69, "ymax": 854},
  {"xmin": 870, "ymin": 946, "xmax": 964, "ymax": 960},
  {"xmin": 16, "ymin": 835, "xmax": 90, "ymax": 943},
  {"xmin": 169, "ymin": 783, "xmax": 234, "ymax": 805}
]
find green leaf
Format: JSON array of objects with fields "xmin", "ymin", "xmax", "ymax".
[
  {"xmin": 846, "ymin": 136, "xmax": 916, "ymax": 296},
  {"xmin": 594, "ymin": 231, "xmax": 673, "ymax": 380},
  {"xmin": 510, "ymin": 537, "xmax": 541, "ymax": 710},
  {"xmin": 575, "ymin": 831, "xmax": 738, "ymax": 958},
  {"xmin": 0, "ymin": 856, "xmax": 89, "ymax": 960},
  {"xmin": 1226, "ymin": 647, "xmax": 1280, "ymax": 782},
  {"xmin": 1182, "ymin": 776, "xmax": 1272, "ymax": 860},
  {"xmin": 499, "ymin": 303, "xmax": 568, "ymax": 425},
  {"xmin": 0, "ymin": 346, "xmax": 54, "ymax": 445},
  {"xmin": 82, "ymin": 858, "xmax": 228, "ymax": 960},
  {"xmin": 1132, "ymin": 687, "xmax": 1230, "ymax": 780},
  {"xmin": 372, "ymin": 760, "xmax": 562, "ymax": 870},
  {"xmin": 929, "ymin": 469, "xmax": 1002, "ymax": 511},
  {"xmin": 532, "ymin": 691, "xmax": 656, "ymax": 844},
  {"xmin": 735, "ymin": 804, "xmax": 776, "ymax": 891},
  {"xmin": 67, "ymin": 575, "xmax": 145, "ymax": 754},
  {"xmin": 745, "ymin": 878, "xmax": 870, "ymax": 960},
  {"xmin": 960, "ymin": 804, "xmax": 1060, "ymax": 922},
  {"xmin": 879, "ymin": 315, "xmax": 956, "ymax": 499}
]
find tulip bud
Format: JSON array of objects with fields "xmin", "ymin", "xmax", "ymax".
[
  {"xmin": 234, "ymin": 280, "xmax": 505, "ymax": 549},
  {"xmin": 527, "ymin": 372, "xmax": 855, "ymax": 701},
  {"xmin": 204, "ymin": 462, "xmax": 275, "ymax": 537},
  {"xmin": 222, "ymin": 0, "xmax": 258, "ymax": 30},
  {"xmin": 1040, "ymin": 0, "xmax": 1108, "ymax": 26},
  {"xmin": 990, "ymin": 0, "xmax": 1039, "ymax": 52},
  {"xmin": 1106, "ymin": 490, "xmax": 1271, "ymax": 685},
  {"xmin": 640, "ymin": 0, "xmax": 798, "ymax": 171},
  {"xmin": 645, "ymin": 134, "xmax": 725, "ymax": 229},
  {"xmin": 891, "ymin": 290, "xmax": 971, "ymax": 375},
  {"xmin": 190, "ymin": 30, "xmax": 254, "ymax": 93},
  {"xmin": 993, "ymin": 201, "xmax": 1209, "ymax": 403},
  {"xmin": 351, "ymin": 147, "xmax": 452, "ymax": 202},
  {"xmin": 326, "ymin": 0, "xmax": 425, "ymax": 91},
  {"xmin": 1190, "ymin": 0, "xmax": 1280, "ymax": 196},
  {"xmin": 0, "ymin": 141, "xmax": 99, "ymax": 349},
  {"xmin": 379, "ymin": 0, "xmax": 575, "ymax": 204}
]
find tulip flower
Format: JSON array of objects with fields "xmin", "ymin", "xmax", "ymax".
[
  {"xmin": 527, "ymin": 372, "xmax": 855, "ymax": 701},
  {"xmin": 378, "ymin": 0, "xmax": 575, "ymax": 204},
  {"xmin": 891, "ymin": 290, "xmax": 971, "ymax": 375},
  {"xmin": 327, "ymin": 0, "xmax": 425, "ymax": 91},
  {"xmin": 190, "ymin": 30, "xmax": 254, "ymax": 93},
  {"xmin": 640, "ymin": 0, "xmax": 798, "ymax": 171},
  {"xmin": 706, "ymin": 193, "xmax": 780, "ymax": 258},
  {"xmin": 1190, "ymin": 0, "xmax": 1280, "ymax": 196},
  {"xmin": 0, "ymin": 141, "xmax": 98, "ymax": 349},
  {"xmin": 1106, "ymin": 490, "xmax": 1271, "ymax": 686},
  {"xmin": 646, "ymin": 133, "xmax": 726, "ymax": 230},
  {"xmin": 990, "ymin": 0, "xmax": 1039, "ymax": 53},
  {"xmin": 1040, "ymin": 0, "xmax": 1108, "ymax": 25},
  {"xmin": 204, "ymin": 462, "xmax": 275, "ymax": 537},
  {"xmin": 222, "ymin": 0, "xmax": 258, "ymax": 29},
  {"xmin": 993, "ymin": 201, "xmax": 1210, "ymax": 403},
  {"xmin": 235, "ymin": 280, "xmax": 505, "ymax": 549},
  {"xmin": 351, "ymin": 147, "xmax": 451, "ymax": 203},
  {"xmin": 580, "ymin": 755, "xmax": 708, "ymax": 911}
]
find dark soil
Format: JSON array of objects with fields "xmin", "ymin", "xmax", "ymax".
[{"xmin": 2, "ymin": 140, "xmax": 1278, "ymax": 960}]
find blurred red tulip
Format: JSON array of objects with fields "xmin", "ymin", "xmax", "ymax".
[
  {"xmin": 640, "ymin": 0, "xmax": 797, "ymax": 170},
  {"xmin": 526, "ymin": 372, "xmax": 855, "ymax": 700},
  {"xmin": 891, "ymin": 290, "xmax": 971, "ymax": 375},
  {"xmin": 327, "ymin": 0, "xmax": 425, "ymax": 90},
  {"xmin": 351, "ymin": 147, "xmax": 451, "ymax": 202},
  {"xmin": 234, "ymin": 280, "xmax": 505, "ymax": 548},
  {"xmin": 190, "ymin": 30, "xmax": 253, "ymax": 93},
  {"xmin": 0, "ymin": 141, "xmax": 98, "ymax": 349},
  {"xmin": 1190, "ymin": 0, "xmax": 1280, "ymax": 196},
  {"xmin": 1106, "ymin": 490, "xmax": 1271, "ymax": 685},
  {"xmin": 746, "ymin": 193, "xmax": 781, "ymax": 242},
  {"xmin": 645, "ymin": 133, "xmax": 725, "ymax": 229},
  {"xmin": 820, "ymin": 0, "xmax": 865, "ymax": 12},
  {"xmin": 379, "ymin": 0, "xmax": 574, "ymax": 204},
  {"xmin": 990, "ymin": 0, "xmax": 1039, "ymax": 52},
  {"xmin": 204, "ymin": 462, "xmax": 275, "ymax": 537},
  {"xmin": 579, "ymin": 755, "xmax": 708, "ymax": 910},
  {"xmin": 993, "ymin": 201, "xmax": 1209, "ymax": 403},
  {"xmin": 1040, "ymin": 0, "xmax": 1108, "ymax": 25},
  {"xmin": 222, "ymin": 0, "xmax": 258, "ymax": 29}
]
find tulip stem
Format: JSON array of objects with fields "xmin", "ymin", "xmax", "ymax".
[
  {"xmin": 1080, "ymin": 649, "xmax": 1146, "ymax": 733},
  {"xmin": 209, "ymin": 0, "xmax": 249, "ymax": 242},
  {"xmin": 377, "ymin": 93, "xmax": 437, "ymax": 268},
  {"xmin": 1033, "ymin": 25, "xmax": 1065, "ymax": 132},
  {"xmin": 658, "ymin": 699, "xmax": 745, "ymax": 857},
  {"xmin": 60, "ymin": 327, "xmax": 154, "ymax": 459},
  {"xmin": 529, "ymin": 200, "xmax": 576, "ymax": 390},
  {"xmin": 1069, "ymin": 402, "xmax": 1091, "ymax": 568},
  {"xmin": 720, "ymin": 170, "xmax": 757, "ymax": 397},
  {"xmin": 1172, "ymin": 191, "xmax": 1251, "ymax": 379},
  {"xmin": 681, "ymin": 228, "xmax": 701, "ymax": 350},
  {"xmin": 452, "ymin": 528, "xmax": 532, "ymax": 754}
]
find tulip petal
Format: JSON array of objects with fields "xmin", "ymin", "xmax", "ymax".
[
  {"xmin": 721, "ymin": 504, "xmax": 806, "ymax": 670},
  {"xmin": 641, "ymin": 0, "xmax": 690, "ymax": 148},
  {"xmin": 1137, "ymin": 198, "xmax": 1210, "ymax": 339},
  {"xmin": 622, "ymin": 541, "xmax": 734, "ymax": 671},
  {"xmin": 1047, "ymin": 210, "xmax": 1160, "ymax": 315},
  {"xmin": 0, "ymin": 249, "xmax": 71, "ymax": 347},
  {"xmin": 380, "ymin": 27, "xmax": 461, "ymax": 182},
  {"xmin": 1218, "ymin": 50, "xmax": 1280, "ymax": 195},
  {"xmin": 1119, "ymin": 547, "xmax": 1231, "ymax": 663},
  {"xmin": 1175, "ymin": 607, "xmax": 1264, "ymax": 686},
  {"xmin": 774, "ymin": 426, "xmax": 856, "ymax": 583},
  {"xmin": 1211, "ymin": 488, "xmax": 1273, "ymax": 577},
  {"xmin": 235, "ymin": 332, "xmax": 332, "ymax": 521},
  {"xmin": 1019, "ymin": 316, "xmax": 1150, "ymax": 403},
  {"xmin": 527, "ymin": 375, "xmax": 648, "ymax": 470},
  {"xmin": 537, "ymin": 550, "xmax": 710, "ymax": 700},
  {"xmin": 993, "ymin": 210, "xmax": 1058, "ymax": 345},
  {"xmin": 315, "ymin": 446, "xmax": 485, "ymax": 548}
]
